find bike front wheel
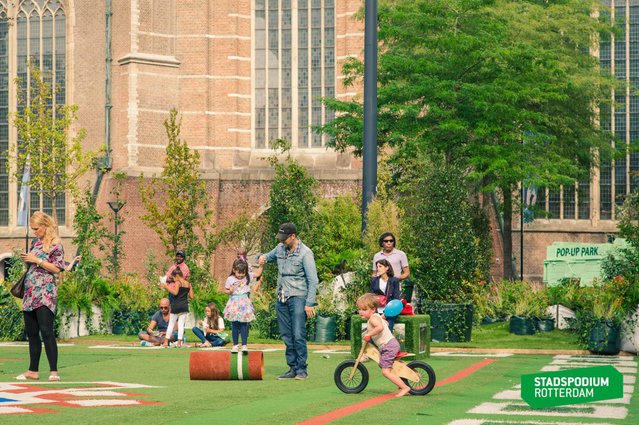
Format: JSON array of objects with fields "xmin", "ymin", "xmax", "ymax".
[
  {"xmin": 403, "ymin": 361, "xmax": 436, "ymax": 395},
  {"xmin": 334, "ymin": 360, "xmax": 369, "ymax": 394}
]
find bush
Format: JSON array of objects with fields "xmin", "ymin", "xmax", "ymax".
[
  {"xmin": 401, "ymin": 161, "xmax": 482, "ymax": 303},
  {"xmin": 0, "ymin": 286, "xmax": 24, "ymax": 341}
]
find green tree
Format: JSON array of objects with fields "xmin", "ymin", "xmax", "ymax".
[
  {"xmin": 321, "ymin": 0, "xmax": 617, "ymax": 279},
  {"xmin": 139, "ymin": 109, "xmax": 221, "ymax": 262},
  {"xmin": 265, "ymin": 139, "xmax": 320, "ymax": 245},
  {"xmin": 10, "ymin": 66, "xmax": 94, "ymax": 220}
]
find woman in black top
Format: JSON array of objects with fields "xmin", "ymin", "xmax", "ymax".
[
  {"xmin": 161, "ymin": 268, "xmax": 193, "ymax": 347},
  {"xmin": 369, "ymin": 259, "xmax": 401, "ymax": 331}
]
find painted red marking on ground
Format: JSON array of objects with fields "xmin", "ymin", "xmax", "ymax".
[
  {"xmin": 297, "ymin": 358, "xmax": 498, "ymax": 425},
  {"xmin": 435, "ymin": 358, "xmax": 497, "ymax": 387}
]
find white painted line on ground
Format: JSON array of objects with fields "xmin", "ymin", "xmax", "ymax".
[
  {"xmin": 449, "ymin": 420, "xmax": 615, "ymax": 425},
  {"xmin": 312, "ymin": 349, "xmax": 351, "ymax": 354},
  {"xmin": 432, "ymin": 352, "xmax": 513, "ymax": 358},
  {"xmin": 0, "ymin": 406, "xmax": 34, "ymax": 414},
  {"xmin": 541, "ymin": 365, "xmax": 636, "ymax": 374},
  {"xmin": 469, "ymin": 402, "xmax": 627, "ymax": 419},
  {"xmin": 551, "ymin": 359, "xmax": 637, "ymax": 367},
  {"xmin": 65, "ymin": 390, "xmax": 127, "ymax": 397},
  {"xmin": 66, "ymin": 399, "xmax": 141, "ymax": 407}
]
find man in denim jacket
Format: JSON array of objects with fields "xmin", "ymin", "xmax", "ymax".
[{"xmin": 259, "ymin": 222, "xmax": 318, "ymax": 380}]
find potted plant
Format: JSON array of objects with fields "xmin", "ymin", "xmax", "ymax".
[
  {"xmin": 502, "ymin": 281, "xmax": 546, "ymax": 336},
  {"xmin": 574, "ymin": 277, "xmax": 632, "ymax": 355}
]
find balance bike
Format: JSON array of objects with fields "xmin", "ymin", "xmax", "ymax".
[{"xmin": 334, "ymin": 341, "xmax": 436, "ymax": 395}]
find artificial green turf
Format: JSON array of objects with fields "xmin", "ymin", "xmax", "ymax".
[{"xmin": 3, "ymin": 343, "xmax": 634, "ymax": 424}]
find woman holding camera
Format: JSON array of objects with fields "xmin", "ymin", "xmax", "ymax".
[{"xmin": 16, "ymin": 211, "xmax": 66, "ymax": 381}]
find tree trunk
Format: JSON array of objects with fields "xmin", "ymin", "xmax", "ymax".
[{"xmin": 501, "ymin": 185, "xmax": 514, "ymax": 280}]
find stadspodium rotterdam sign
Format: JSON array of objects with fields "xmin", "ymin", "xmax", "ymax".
[{"xmin": 521, "ymin": 366, "xmax": 623, "ymax": 409}]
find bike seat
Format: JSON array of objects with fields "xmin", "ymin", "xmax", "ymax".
[{"xmin": 395, "ymin": 351, "xmax": 410, "ymax": 359}]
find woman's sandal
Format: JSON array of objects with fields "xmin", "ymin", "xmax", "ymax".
[
  {"xmin": 48, "ymin": 375, "xmax": 61, "ymax": 382},
  {"xmin": 16, "ymin": 373, "xmax": 39, "ymax": 381}
]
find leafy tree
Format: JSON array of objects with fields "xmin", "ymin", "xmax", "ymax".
[
  {"xmin": 265, "ymin": 139, "xmax": 320, "ymax": 244},
  {"xmin": 320, "ymin": 0, "xmax": 617, "ymax": 279},
  {"xmin": 139, "ymin": 109, "xmax": 221, "ymax": 263},
  {"xmin": 10, "ymin": 66, "xmax": 95, "ymax": 220}
]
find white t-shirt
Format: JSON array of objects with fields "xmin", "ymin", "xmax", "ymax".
[{"xmin": 204, "ymin": 317, "xmax": 225, "ymax": 332}]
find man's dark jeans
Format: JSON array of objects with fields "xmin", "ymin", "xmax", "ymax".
[{"xmin": 276, "ymin": 296, "xmax": 308, "ymax": 374}]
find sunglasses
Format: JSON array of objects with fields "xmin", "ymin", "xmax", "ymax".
[
  {"xmin": 383, "ymin": 239, "xmax": 395, "ymax": 243},
  {"xmin": 160, "ymin": 307, "xmax": 169, "ymax": 310}
]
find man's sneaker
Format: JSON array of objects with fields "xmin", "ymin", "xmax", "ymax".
[
  {"xmin": 295, "ymin": 370, "xmax": 308, "ymax": 380},
  {"xmin": 277, "ymin": 369, "xmax": 297, "ymax": 380},
  {"xmin": 231, "ymin": 345, "xmax": 239, "ymax": 353},
  {"xmin": 240, "ymin": 345, "xmax": 248, "ymax": 352}
]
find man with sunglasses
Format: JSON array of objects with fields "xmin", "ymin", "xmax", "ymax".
[
  {"xmin": 137, "ymin": 298, "xmax": 178, "ymax": 346},
  {"xmin": 373, "ymin": 232, "xmax": 412, "ymax": 301}
]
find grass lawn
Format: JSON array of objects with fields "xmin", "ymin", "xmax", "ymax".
[{"xmin": 433, "ymin": 322, "xmax": 583, "ymax": 350}]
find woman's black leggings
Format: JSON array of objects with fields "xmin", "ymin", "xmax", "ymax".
[{"xmin": 23, "ymin": 306, "xmax": 58, "ymax": 372}]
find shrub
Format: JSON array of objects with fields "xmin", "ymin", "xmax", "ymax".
[
  {"xmin": 0, "ymin": 286, "xmax": 24, "ymax": 341},
  {"xmin": 401, "ymin": 161, "xmax": 482, "ymax": 303}
]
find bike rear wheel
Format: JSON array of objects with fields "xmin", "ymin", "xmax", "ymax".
[
  {"xmin": 334, "ymin": 360, "xmax": 369, "ymax": 394},
  {"xmin": 403, "ymin": 361, "xmax": 436, "ymax": 395}
]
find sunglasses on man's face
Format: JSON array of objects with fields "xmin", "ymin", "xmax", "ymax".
[
  {"xmin": 383, "ymin": 239, "xmax": 395, "ymax": 243},
  {"xmin": 160, "ymin": 307, "xmax": 169, "ymax": 310}
]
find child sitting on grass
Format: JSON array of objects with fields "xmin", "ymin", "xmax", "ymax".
[{"xmin": 357, "ymin": 293, "xmax": 410, "ymax": 397}]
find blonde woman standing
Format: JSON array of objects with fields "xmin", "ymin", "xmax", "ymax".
[{"xmin": 17, "ymin": 211, "xmax": 66, "ymax": 381}]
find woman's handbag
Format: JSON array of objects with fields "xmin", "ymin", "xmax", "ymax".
[
  {"xmin": 10, "ymin": 272, "xmax": 27, "ymax": 298},
  {"xmin": 376, "ymin": 294, "xmax": 387, "ymax": 308}
]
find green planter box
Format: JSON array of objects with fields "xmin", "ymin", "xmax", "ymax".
[
  {"xmin": 587, "ymin": 320, "xmax": 621, "ymax": 355},
  {"xmin": 422, "ymin": 303, "xmax": 473, "ymax": 342},
  {"xmin": 350, "ymin": 314, "xmax": 430, "ymax": 360},
  {"xmin": 314, "ymin": 315, "xmax": 337, "ymax": 342}
]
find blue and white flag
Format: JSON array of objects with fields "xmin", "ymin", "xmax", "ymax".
[{"xmin": 17, "ymin": 157, "xmax": 30, "ymax": 226}]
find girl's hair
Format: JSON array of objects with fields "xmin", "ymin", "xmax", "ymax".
[
  {"xmin": 356, "ymin": 293, "xmax": 378, "ymax": 311},
  {"xmin": 375, "ymin": 259, "xmax": 394, "ymax": 277},
  {"xmin": 171, "ymin": 268, "xmax": 184, "ymax": 277},
  {"xmin": 236, "ymin": 247, "xmax": 248, "ymax": 259},
  {"xmin": 230, "ymin": 258, "xmax": 251, "ymax": 284},
  {"xmin": 31, "ymin": 211, "xmax": 59, "ymax": 253},
  {"xmin": 205, "ymin": 303, "xmax": 221, "ymax": 330}
]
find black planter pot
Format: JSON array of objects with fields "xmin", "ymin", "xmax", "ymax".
[
  {"xmin": 587, "ymin": 320, "xmax": 621, "ymax": 355},
  {"xmin": 509, "ymin": 316, "xmax": 536, "ymax": 335},
  {"xmin": 534, "ymin": 317, "xmax": 555, "ymax": 332},
  {"xmin": 422, "ymin": 303, "xmax": 473, "ymax": 342}
]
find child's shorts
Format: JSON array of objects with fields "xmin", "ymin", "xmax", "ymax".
[{"xmin": 378, "ymin": 338, "xmax": 400, "ymax": 369}]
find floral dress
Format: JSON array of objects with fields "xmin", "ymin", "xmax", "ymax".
[
  {"xmin": 22, "ymin": 240, "xmax": 65, "ymax": 313},
  {"xmin": 223, "ymin": 275, "xmax": 256, "ymax": 322}
]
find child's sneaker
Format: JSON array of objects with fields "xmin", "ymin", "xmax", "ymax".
[
  {"xmin": 240, "ymin": 345, "xmax": 248, "ymax": 352},
  {"xmin": 231, "ymin": 345, "xmax": 239, "ymax": 353}
]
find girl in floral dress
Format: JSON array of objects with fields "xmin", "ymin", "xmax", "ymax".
[
  {"xmin": 223, "ymin": 258, "xmax": 263, "ymax": 352},
  {"xmin": 17, "ymin": 211, "xmax": 66, "ymax": 382}
]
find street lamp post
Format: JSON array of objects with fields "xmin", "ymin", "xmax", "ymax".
[{"xmin": 107, "ymin": 200, "xmax": 125, "ymax": 279}]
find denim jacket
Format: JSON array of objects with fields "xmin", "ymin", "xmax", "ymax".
[{"xmin": 263, "ymin": 239, "xmax": 318, "ymax": 306}]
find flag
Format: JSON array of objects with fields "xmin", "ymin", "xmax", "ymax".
[{"xmin": 17, "ymin": 157, "xmax": 30, "ymax": 226}]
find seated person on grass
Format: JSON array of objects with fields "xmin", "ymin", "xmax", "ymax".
[{"xmin": 138, "ymin": 298, "xmax": 178, "ymax": 346}]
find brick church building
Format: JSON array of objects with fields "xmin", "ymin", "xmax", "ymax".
[{"xmin": 0, "ymin": 0, "xmax": 635, "ymax": 282}]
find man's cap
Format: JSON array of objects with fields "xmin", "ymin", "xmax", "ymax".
[
  {"xmin": 176, "ymin": 250, "xmax": 186, "ymax": 257},
  {"xmin": 276, "ymin": 222, "xmax": 297, "ymax": 241}
]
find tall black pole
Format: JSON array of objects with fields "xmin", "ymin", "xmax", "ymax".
[
  {"xmin": 520, "ymin": 186, "xmax": 524, "ymax": 281},
  {"xmin": 361, "ymin": 0, "xmax": 378, "ymax": 233},
  {"xmin": 113, "ymin": 210, "xmax": 119, "ymax": 279}
]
